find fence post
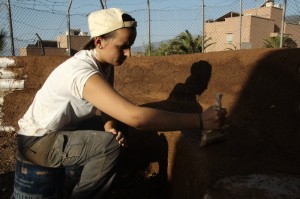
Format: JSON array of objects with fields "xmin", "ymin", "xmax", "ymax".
[
  {"xmin": 280, "ymin": 0, "xmax": 287, "ymax": 48},
  {"xmin": 202, "ymin": 0, "xmax": 205, "ymax": 53},
  {"xmin": 147, "ymin": 0, "xmax": 151, "ymax": 56},
  {"xmin": 6, "ymin": 0, "xmax": 15, "ymax": 56},
  {"xmin": 239, "ymin": 0, "xmax": 243, "ymax": 49},
  {"xmin": 67, "ymin": 0, "xmax": 73, "ymax": 56}
]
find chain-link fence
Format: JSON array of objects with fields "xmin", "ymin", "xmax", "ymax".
[{"xmin": 0, "ymin": 0, "xmax": 299, "ymax": 56}]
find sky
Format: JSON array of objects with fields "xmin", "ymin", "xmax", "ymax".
[
  {"xmin": 1, "ymin": 0, "xmax": 299, "ymax": 56},
  {"xmin": 11, "ymin": 0, "xmax": 285, "ymax": 15},
  {"xmin": 106, "ymin": 0, "xmax": 230, "ymax": 11},
  {"xmin": 51, "ymin": 0, "xmax": 244, "ymax": 13},
  {"xmin": 71, "ymin": 0, "xmax": 297, "ymax": 13}
]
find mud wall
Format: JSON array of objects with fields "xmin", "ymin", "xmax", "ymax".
[
  {"xmin": 2, "ymin": 48, "xmax": 300, "ymax": 198},
  {"xmin": 113, "ymin": 48, "xmax": 300, "ymax": 198}
]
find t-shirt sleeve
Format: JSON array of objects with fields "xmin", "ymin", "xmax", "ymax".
[{"xmin": 70, "ymin": 60, "xmax": 100, "ymax": 99}]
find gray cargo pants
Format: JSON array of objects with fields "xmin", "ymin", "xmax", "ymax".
[{"xmin": 21, "ymin": 130, "xmax": 121, "ymax": 199}]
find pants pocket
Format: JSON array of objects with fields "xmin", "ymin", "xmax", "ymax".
[{"xmin": 45, "ymin": 134, "xmax": 65, "ymax": 167}]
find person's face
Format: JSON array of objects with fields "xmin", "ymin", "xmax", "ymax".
[{"xmin": 96, "ymin": 28, "xmax": 136, "ymax": 66}]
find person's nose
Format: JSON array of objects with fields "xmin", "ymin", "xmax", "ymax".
[{"xmin": 124, "ymin": 48, "xmax": 131, "ymax": 57}]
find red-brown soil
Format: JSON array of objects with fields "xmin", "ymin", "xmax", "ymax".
[{"xmin": 1, "ymin": 48, "xmax": 300, "ymax": 198}]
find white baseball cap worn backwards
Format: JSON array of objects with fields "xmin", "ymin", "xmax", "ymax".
[{"xmin": 82, "ymin": 8, "xmax": 137, "ymax": 50}]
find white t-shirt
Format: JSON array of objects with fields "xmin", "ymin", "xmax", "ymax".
[{"xmin": 18, "ymin": 49, "xmax": 112, "ymax": 136}]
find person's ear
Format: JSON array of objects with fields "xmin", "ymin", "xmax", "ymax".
[{"xmin": 94, "ymin": 37, "xmax": 103, "ymax": 49}]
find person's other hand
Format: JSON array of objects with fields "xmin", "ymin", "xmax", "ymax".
[
  {"xmin": 201, "ymin": 105, "xmax": 227, "ymax": 130},
  {"xmin": 107, "ymin": 128, "xmax": 127, "ymax": 147}
]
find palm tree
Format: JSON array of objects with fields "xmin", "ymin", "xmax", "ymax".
[
  {"xmin": 148, "ymin": 30, "xmax": 215, "ymax": 56},
  {"xmin": 151, "ymin": 42, "xmax": 174, "ymax": 56},
  {"xmin": 168, "ymin": 30, "xmax": 215, "ymax": 54},
  {"xmin": 263, "ymin": 36, "xmax": 297, "ymax": 48},
  {"xmin": 0, "ymin": 30, "xmax": 6, "ymax": 52},
  {"xmin": 169, "ymin": 30, "xmax": 196, "ymax": 54}
]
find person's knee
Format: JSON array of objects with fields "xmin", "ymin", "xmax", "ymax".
[
  {"xmin": 106, "ymin": 136, "xmax": 121, "ymax": 157},
  {"xmin": 93, "ymin": 131, "xmax": 120, "ymax": 155}
]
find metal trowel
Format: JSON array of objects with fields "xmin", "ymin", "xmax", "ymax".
[{"xmin": 200, "ymin": 93, "xmax": 227, "ymax": 147}]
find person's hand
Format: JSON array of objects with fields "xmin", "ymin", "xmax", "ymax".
[
  {"xmin": 201, "ymin": 105, "xmax": 227, "ymax": 130},
  {"xmin": 107, "ymin": 128, "xmax": 127, "ymax": 147}
]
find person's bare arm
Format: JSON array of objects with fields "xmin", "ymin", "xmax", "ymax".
[{"xmin": 83, "ymin": 74, "xmax": 225, "ymax": 131}]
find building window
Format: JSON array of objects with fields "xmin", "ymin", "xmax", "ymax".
[{"xmin": 226, "ymin": 33, "xmax": 233, "ymax": 44}]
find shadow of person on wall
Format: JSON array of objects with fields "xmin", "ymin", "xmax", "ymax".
[
  {"xmin": 162, "ymin": 60, "xmax": 212, "ymax": 112},
  {"xmin": 116, "ymin": 60, "xmax": 212, "ymax": 198}
]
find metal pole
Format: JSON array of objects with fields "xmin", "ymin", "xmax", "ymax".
[
  {"xmin": 280, "ymin": 0, "xmax": 287, "ymax": 48},
  {"xmin": 6, "ymin": 0, "xmax": 15, "ymax": 56},
  {"xmin": 35, "ymin": 33, "xmax": 45, "ymax": 55},
  {"xmin": 239, "ymin": 0, "xmax": 243, "ymax": 49},
  {"xmin": 147, "ymin": 0, "xmax": 151, "ymax": 56},
  {"xmin": 100, "ymin": 0, "xmax": 105, "ymax": 9},
  {"xmin": 67, "ymin": 0, "xmax": 73, "ymax": 56},
  {"xmin": 202, "ymin": 0, "xmax": 205, "ymax": 53}
]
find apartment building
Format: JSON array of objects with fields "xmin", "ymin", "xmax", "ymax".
[{"xmin": 205, "ymin": 1, "xmax": 300, "ymax": 52}]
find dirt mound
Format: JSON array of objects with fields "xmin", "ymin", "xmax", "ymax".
[{"xmin": 1, "ymin": 48, "xmax": 300, "ymax": 198}]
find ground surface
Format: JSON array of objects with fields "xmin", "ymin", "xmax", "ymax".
[{"xmin": 1, "ymin": 48, "xmax": 300, "ymax": 198}]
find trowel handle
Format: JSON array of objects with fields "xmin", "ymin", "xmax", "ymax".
[{"xmin": 216, "ymin": 93, "xmax": 223, "ymax": 111}]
